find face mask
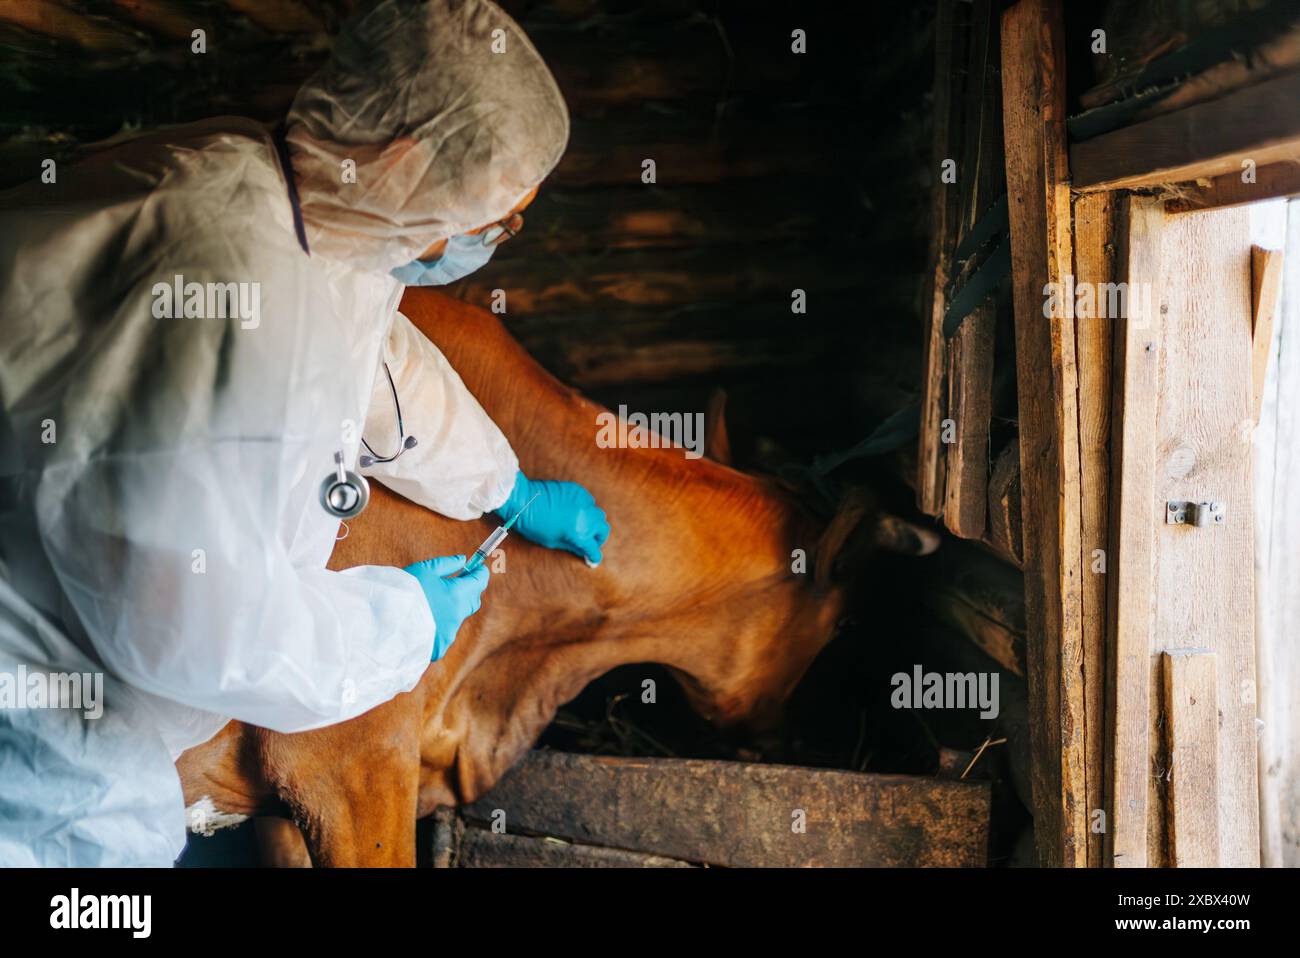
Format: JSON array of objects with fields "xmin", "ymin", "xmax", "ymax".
[{"xmin": 390, "ymin": 227, "xmax": 504, "ymax": 286}]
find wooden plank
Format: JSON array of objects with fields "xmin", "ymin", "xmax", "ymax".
[
  {"xmin": 1105, "ymin": 197, "xmax": 1164, "ymax": 868},
  {"xmin": 1256, "ymin": 201, "xmax": 1300, "ymax": 868},
  {"xmin": 1162, "ymin": 650, "xmax": 1220, "ymax": 867},
  {"xmin": 0, "ymin": 0, "xmax": 142, "ymax": 52},
  {"xmin": 456, "ymin": 245, "xmax": 897, "ymax": 315},
  {"xmin": 463, "ymin": 751, "xmax": 991, "ymax": 868},
  {"xmin": 1072, "ymin": 72, "xmax": 1300, "ymax": 193},
  {"xmin": 942, "ymin": 0, "xmax": 1001, "ymax": 538},
  {"xmin": 985, "ymin": 438, "xmax": 1024, "ymax": 568},
  {"xmin": 927, "ymin": 535, "xmax": 1027, "ymax": 676},
  {"xmin": 554, "ymin": 110, "xmax": 844, "ymax": 187},
  {"xmin": 430, "ymin": 807, "xmax": 458, "ymax": 869},
  {"xmin": 1000, "ymin": 0, "xmax": 1086, "ymax": 867},
  {"xmin": 1072, "ymin": 191, "xmax": 1117, "ymax": 868},
  {"xmin": 509, "ymin": 179, "xmax": 852, "ymax": 256},
  {"xmin": 1152, "ymin": 206, "xmax": 1258, "ymax": 867},
  {"xmin": 222, "ymin": 0, "xmax": 324, "ymax": 33},
  {"xmin": 1164, "ymin": 161, "xmax": 1300, "ymax": 214},
  {"xmin": 944, "ymin": 304, "xmax": 996, "ymax": 537},
  {"xmin": 956, "ymin": 0, "xmax": 994, "ymax": 237},
  {"xmin": 1075, "ymin": 3, "xmax": 1300, "ymax": 113},
  {"xmin": 1108, "ymin": 199, "xmax": 1260, "ymax": 867},
  {"xmin": 1250, "ymin": 245, "xmax": 1284, "ymax": 422},
  {"xmin": 454, "ymin": 826, "xmax": 696, "ymax": 868},
  {"xmin": 917, "ymin": 0, "xmax": 962, "ymax": 517},
  {"xmin": 505, "ymin": 302, "xmax": 825, "ymax": 388}
]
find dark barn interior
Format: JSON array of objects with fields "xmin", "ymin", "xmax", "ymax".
[
  {"xmin": 4, "ymin": 0, "xmax": 1296, "ymax": 870},
  {"xmin": 0, "ymin": 0, "xmax": 1033, "ymax": 868}
]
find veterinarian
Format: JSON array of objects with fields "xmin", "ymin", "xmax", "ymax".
[{"xmin": 0, "ymin": 0, "xmax": 606, "ymax": 866}]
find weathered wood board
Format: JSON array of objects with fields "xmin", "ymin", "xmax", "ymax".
[
  {"xmin": 944, "ymin": 304, "xmax": 996, "ymax": 537},
  {"xmin": 927, "ymin": 536, "xmax": 1027, "ymax": 677},
  {"xmin": 462, "ymin": 751, "xmax": 990, "ymax": 867},
  {"xmin": 1072, "ymin": 72, "xmax": 1300, "ymax": 193},
  {"xmin": 1254, "ymin": 201, "xmax": 1299, "ymax": 868},
  {"xmin": 1165, "ymin": 162, "xmax": 1300, "ymax": 215},
  {"xmin": 1072, "ymin": 191, "xmax": 1117, "ymax": 868},
  {"xmin": 985, "ymin": 439, "xmax": 1024, "ymax": 568},
  {"xmin": 1162, "ymin": 650, "xmax": 1220, "ymax": 868},
  {"xmin": 917, "ymin": 0, "xmax": 962, "ymax": 517},
  {"xmin": 1107, "ymin": 198, "xmax": 1259, "ymax": 867},
  {"xmin": 1250, "ymin": 244, "xmax": 1284, "ymax": 422},
  {"xmin": 1000, "ymin": 0, "xmax": 1087, "ymax": 867},
  {"xmin": 443, "ymin": 826, "xmax": 696, "ymax": 869}
]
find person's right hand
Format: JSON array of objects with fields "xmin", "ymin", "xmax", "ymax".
[{"xmin": 403, "ymin": 555, "xmax": 490, "ymax": 661}]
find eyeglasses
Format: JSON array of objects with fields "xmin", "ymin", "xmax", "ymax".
[{"xmin": 479, "ymin": 212, "xmax": 524, "ymax": 247}]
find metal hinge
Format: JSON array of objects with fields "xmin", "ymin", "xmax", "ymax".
[{"xmin": 1165, "ymin": 500, "xmax": 1226, "ymax": 527}]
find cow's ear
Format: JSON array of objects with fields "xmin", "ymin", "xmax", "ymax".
[
  {"xmin": 872, "ymin": 513, "xmax": 942, "ymax": 556},
  {"xmin": 704, "ymin": 388, "xmax": 732, "ymax": 465},
  {"xmin": 814, "ymin": 487, "xmax": 872, "ymax": 590}
]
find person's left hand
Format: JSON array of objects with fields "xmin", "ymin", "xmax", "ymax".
[{"xmin": 495, "ymin": 471, "xmax": 609, "ymax": 566}]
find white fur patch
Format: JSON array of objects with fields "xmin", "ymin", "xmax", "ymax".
[{"xmin": 185, "ymin": 796, "xmax": 249, "ymax": 836}]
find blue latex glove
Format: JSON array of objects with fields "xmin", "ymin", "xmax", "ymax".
[
  {"xmin": 403, "ymin": 555, "xmax": 490, "ymax": 661},
  {"xmin": 495, "ymin": 471, "xmax": 610, "ymax": 566}
]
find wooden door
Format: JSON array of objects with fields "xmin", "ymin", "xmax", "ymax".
[{"xmin": 1107, "ymin": 197, "xmax": 1260, "ymax": 867}]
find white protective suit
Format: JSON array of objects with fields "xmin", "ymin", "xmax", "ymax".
[{"xmin": 0, "ymin": 0, "xmax": 569, "ymax": 865}]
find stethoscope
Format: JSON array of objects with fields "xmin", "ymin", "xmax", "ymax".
[{"xmin": 319, "ymin": 361, "xmax": 418, "ymax": 520}]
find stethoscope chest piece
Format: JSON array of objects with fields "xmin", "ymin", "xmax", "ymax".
[{"xmin": 320, "ymin": 451, "xmax": 370, "ymax": 520}]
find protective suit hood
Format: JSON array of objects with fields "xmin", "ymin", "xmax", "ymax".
[{"xmin": 286, "ymin": 0, "xmax": 570, "ymax": 271}]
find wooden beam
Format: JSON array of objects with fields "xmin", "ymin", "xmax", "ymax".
[
  {"xmin": 1072, "ymin": 72, "xmax": 1300, "ymax": 193},
  {"xmin": 927, "ymin": 535, "xmax": 1027, "ymax": 676},
  {"xmin": 943, "ymin": 0, "xmax": 1002, "ymax": 540},
  {"xmin": 985, "ymin": 438, "xmax": 1024, "ymax": 568},
  {"xmin": 1072, "ymin": 191, "xmax": 1116, "ymax": 868},
  {"xmin": 450, "ymin": 825, "xmax": 696, "ymax": 868},
  {"xmin": 917, "ymin": 0, "xmax": 962, "ymax": 517},
  {"xmin": 1105, "ymin": 196, "xmax": 1164, "ymax": 868},
  {"xmin": 1251, "ymin": 245, "xmax": 1284, "ymax": 423},
  {"xmin": 0, "ymin": 0, "xmax": 141, "ymax": 52},
  {"xmin": 944, "ymin": 304, "xmax": 995, "ymax": 537},
  {"xmin": 1000, "ymin": 0, "xmax": 1086, "ymax": 867},
  {"xmin": 222, "ymin": 0, "xmax": 325, "ymax": 33},
  {"xmin": 463, "ymin": 751, "xmax": 991, "ymax": 867},
  {"xmin": 1162, "ymin": 650, "xmax": 1220, "ymax": 868},
  {"xmin": 1255, "ymin": 201, "xmax": 1300, "ymax": 868},
  {"xmin": 1164, "ymin": 161, "xmax": 1300, "ymax": 214}
]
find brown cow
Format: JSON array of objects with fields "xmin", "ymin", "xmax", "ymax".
[{"xmin": 175, "ymin": 289, "xmax": 937, "ymax": 866}]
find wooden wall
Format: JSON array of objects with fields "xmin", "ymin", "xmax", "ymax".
[
  {"xmin": 0, "ymin": 0, "xmax": 938, "ymax": 472},
  {"xmin": 479, "ymin": 1, "xmax": 936, "ymax": 467}
]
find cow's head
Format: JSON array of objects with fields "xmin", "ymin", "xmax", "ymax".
[
  {"xmin": 408, "ymin": 470, "xmax": 938, "ymax": 808},
  {"xmin": 658, "ymin": 481, "xmax": 940, "ymax": 734}
]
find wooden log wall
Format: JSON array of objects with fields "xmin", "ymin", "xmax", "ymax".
[
  {"xmin": 477, "ymin": 2, "xmax": 936, "ymax": 466},
  {"xmin": 0, "ymin": 0, "xmax": 937, "ymax": 470}
]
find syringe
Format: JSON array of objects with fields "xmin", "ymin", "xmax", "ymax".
[{"xmin": 445, "ymin": 491, "xmax": 540, "ymax": 577}]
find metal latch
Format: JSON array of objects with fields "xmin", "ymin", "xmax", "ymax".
[{"xmin": 1166, "ymin": 500, "xmax": 1225, "ymax": 527}]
